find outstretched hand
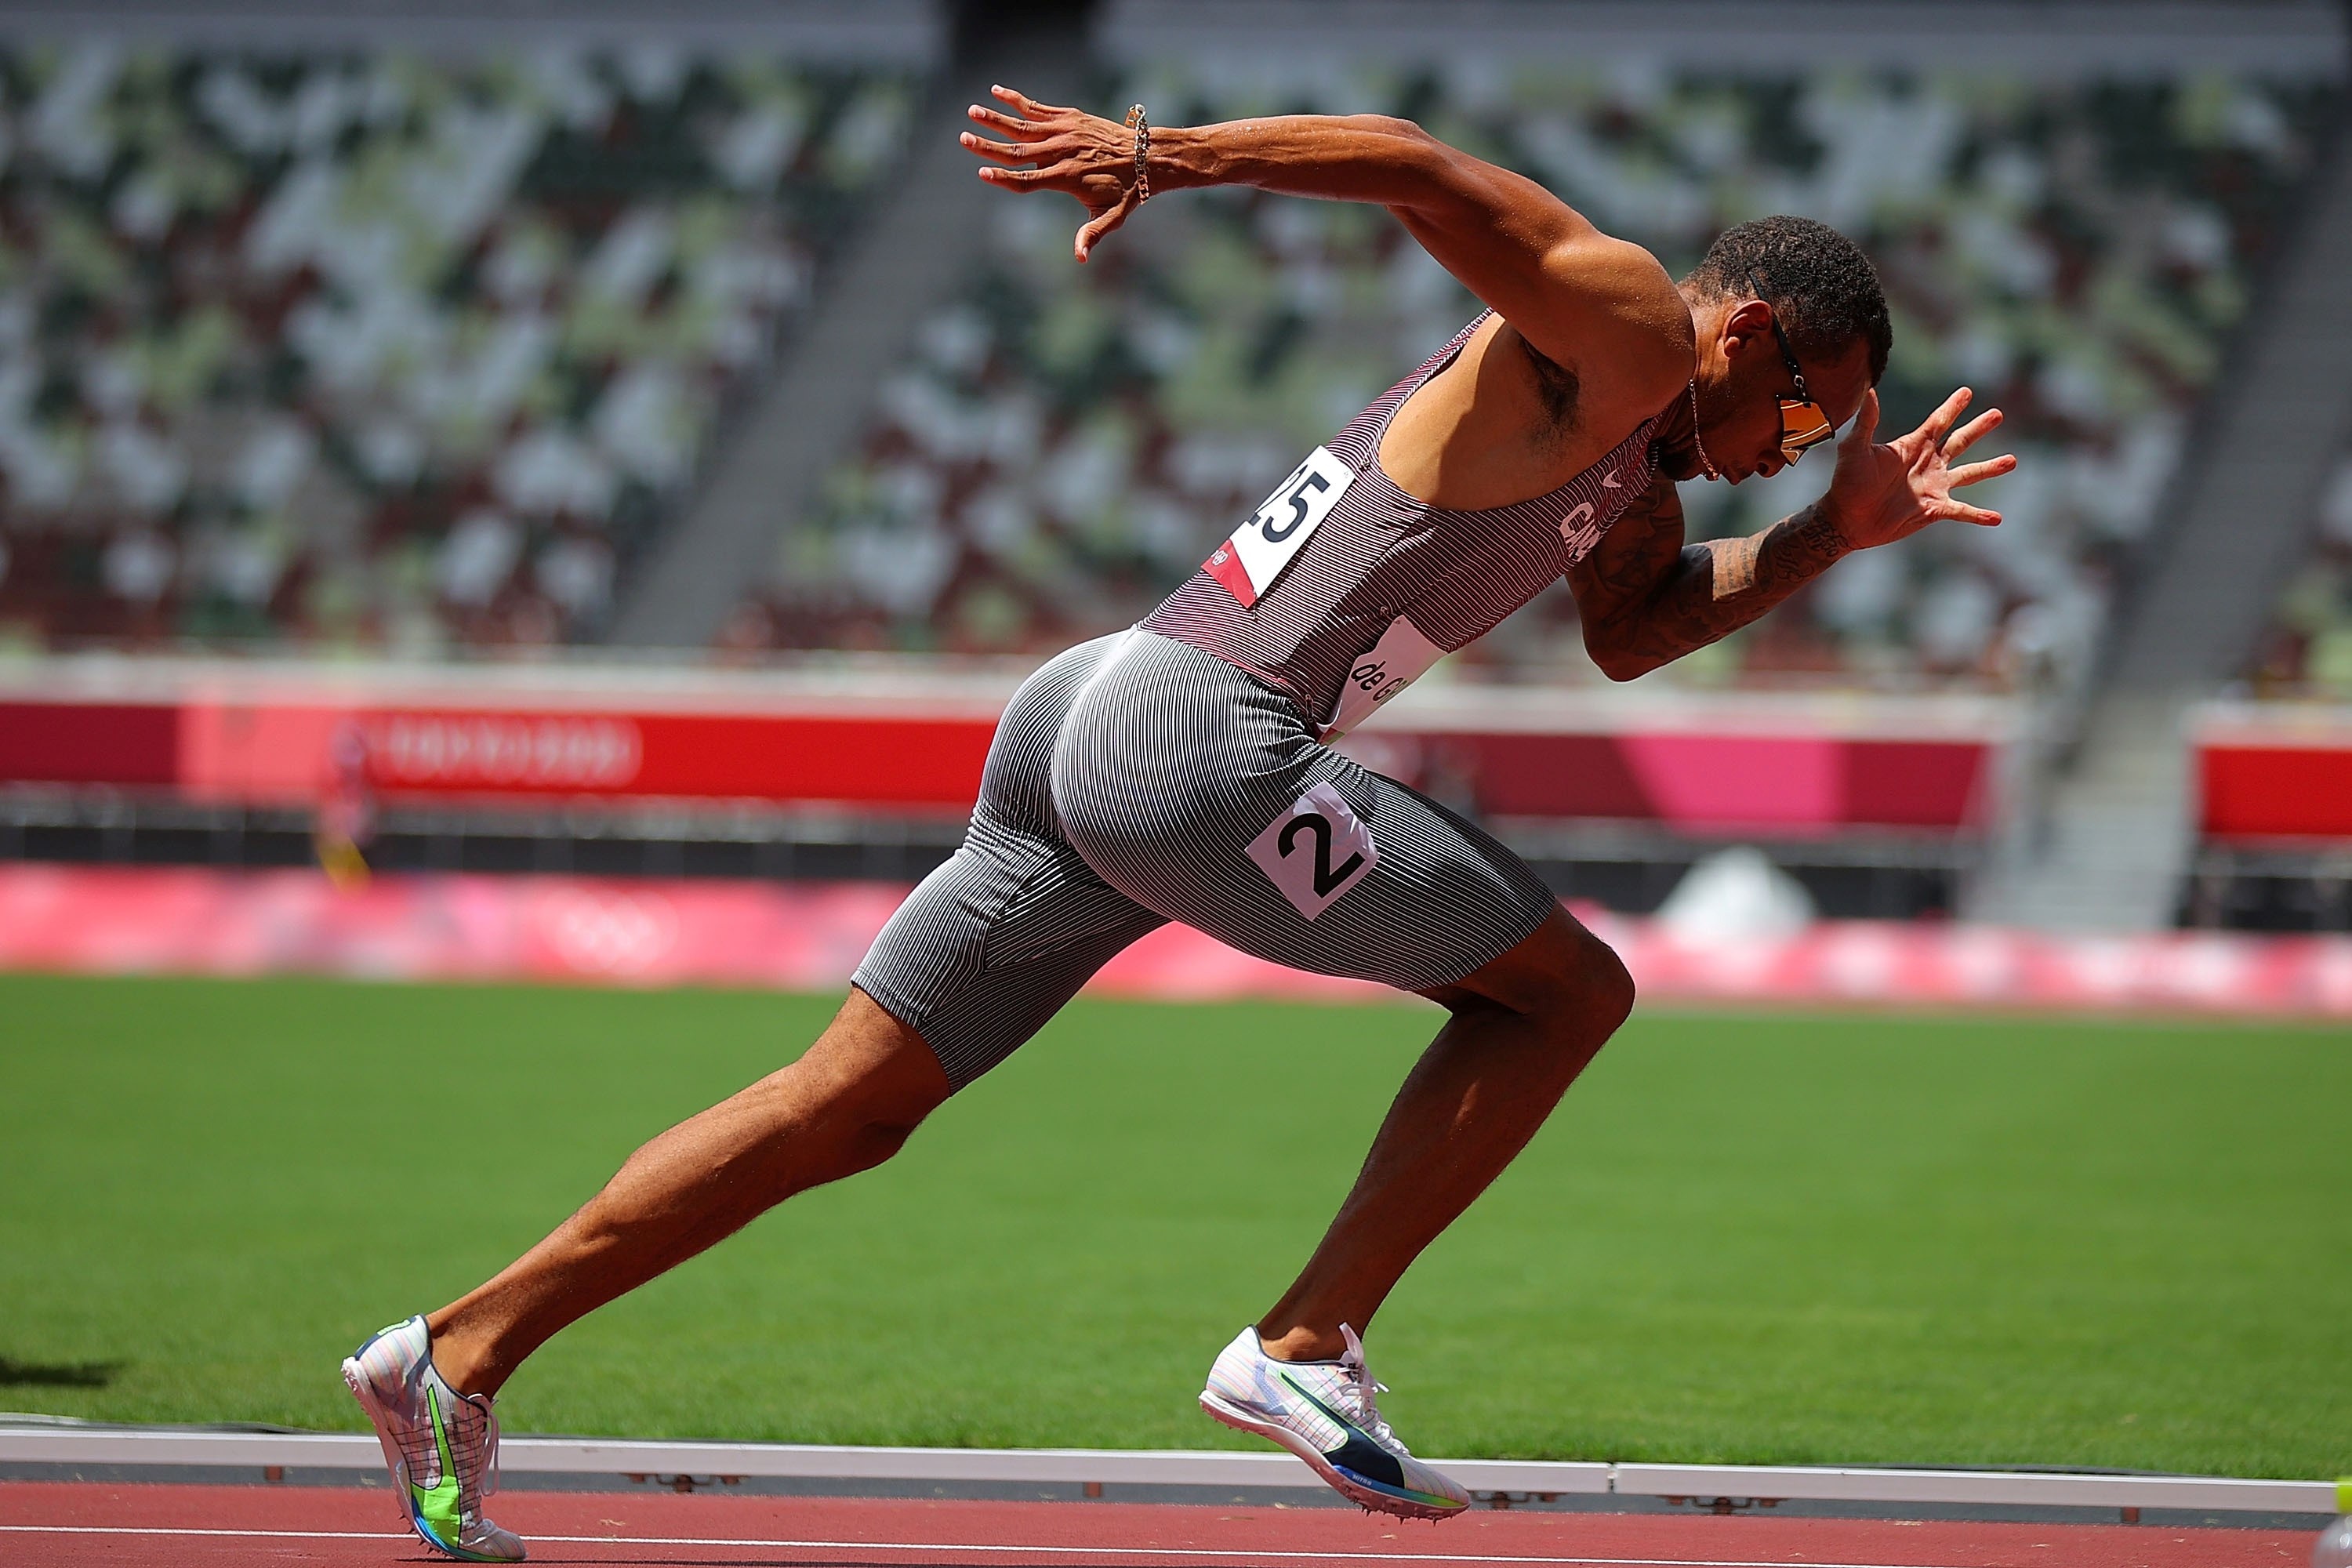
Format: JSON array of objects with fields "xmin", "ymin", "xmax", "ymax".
[
  {"xmin": 960, "ymin": 85, "xmax": 1145, "ymax": 262},
  {"xmin": 1822, "ymin": 387, "xmax": 2017, "ymax": 550}
]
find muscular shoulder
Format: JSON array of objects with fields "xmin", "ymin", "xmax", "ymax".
[{"xmin": 1524, "ymin": 237, "xmax": 1693, "ymax": 414}]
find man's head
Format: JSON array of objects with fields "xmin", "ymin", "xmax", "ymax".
[{"xmin": 1668, "ymin": 216, "xmax": 1891, "ymax": 484}]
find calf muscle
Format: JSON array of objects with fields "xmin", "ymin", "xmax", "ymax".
[
  {"xmin": 1258, "ymin": 909, "xmax": 1632, "ymax": 1360},
  {"xmin": 426, "ymin": 989, "xmax": 949, "ymax": 1396}
]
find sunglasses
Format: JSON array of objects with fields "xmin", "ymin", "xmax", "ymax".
[{"xmin": 1745, "ymin": 268, "xmax": 1837, "ymax": 465}]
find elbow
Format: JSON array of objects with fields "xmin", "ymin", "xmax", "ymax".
[
  {"xmin": 1356, "ymin": 114, "xmax": 1431, "ymax": 143},
  {"xmin": 1585, "ymin": 634, "xmax": 1661, "ymax": 683},
  {"xmin": 1352, "ymin": 114, "xmax": 1450, "ymax": 172}
]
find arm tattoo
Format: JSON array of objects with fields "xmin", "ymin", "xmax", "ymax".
[
  {"xmin": 1595, "ymin": 503, "xmax": 1849, "ymax": 676},
  {"xmin": 1704, "ymin": 533, "xmax": 1761, "ymax": 599}
]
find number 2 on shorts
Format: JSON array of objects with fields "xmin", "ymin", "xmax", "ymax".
[{"xmin": 1247, "ymin": 780, "xmax": 1379, "ymax": 920}]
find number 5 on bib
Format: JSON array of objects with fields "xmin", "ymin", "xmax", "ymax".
[
  {"xmin": 1246, "ymin": 781, "xmax": 1378, "ymax": 920},
  {"xmin": 1203, "ymin": 446, "xmax": 1355, "ymax": 608}
]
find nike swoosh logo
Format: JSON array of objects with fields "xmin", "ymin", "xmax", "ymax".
[
  {"xmin": 1602, "ymin": 472, "xmax": 1621, "ymax": 488},
  {"xmin": 1276, "ymin": 1371, "xmax": 1406, "ymax": 1490},
  {"xmin": 409, "ymin": 1385, "xmax": 466, "ymax": 1548}
]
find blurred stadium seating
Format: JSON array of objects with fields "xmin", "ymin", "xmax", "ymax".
[
  {"xmin": 731, "ymin": 59, "xmax": 2333, "ymax": 692},
  {"xmin": 2249, "ymin": 444, "xmax": 2352, "ymax": 697},
  {"xmin": 0, "ymin": 0, "xmax": 2347, "ymax": 937},
  {"xmin": 0, "ymin": 41, "xmax": 914, "ymax": 652}
]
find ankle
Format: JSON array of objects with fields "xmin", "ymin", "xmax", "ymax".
[
  {"xmin": 424, "ymin": 1316, "xmax": 503, "ymax": 1399},
  {"xmin": 1254, "ymin": 1323, "xmax": 1345, "ymax": 1363}
]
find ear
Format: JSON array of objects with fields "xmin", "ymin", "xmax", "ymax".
[{"xmin": 1718, "ymin": 297, "xmax": 1775, "ymax": 361}]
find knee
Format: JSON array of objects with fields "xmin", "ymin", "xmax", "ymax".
[
  {"xmin": 778, "ymin": 992, "xmax": 955, "ymax": 1175},
  {"xmin": 1585, "ymin": 938, "xmax": 1638, "ymax": 1033},
  {"xmin": 815, "ymin": 1065, "xmax": 949, "ymax": 1174},
  {"xmin": 1450, "ymin": 907, "xmax": 1637, "ymax": 1041},
  {"xmin": 1524, "ymin": 920, "xmax": 1637, "ymax": 1040},
  {"xmin": 731, "ymin": 1069, "xmax": 940, "ymax": 1192}
]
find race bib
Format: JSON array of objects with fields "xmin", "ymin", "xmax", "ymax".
[
  {"xmin": 1322, "ymin": 615, "xmax": 1445, "ymax": 740},
  {"xmin": 1203, "ymin": 446, "xmax": 1355, "ymax": 608},
  {"xmin": 1245, "ymin": 780, "xmax": 1378, "ymax": 920}
]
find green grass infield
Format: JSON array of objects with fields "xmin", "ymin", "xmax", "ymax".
[{"xmin": 2, "ymin": 972, "xmax": 2346, "ymax": 1479}]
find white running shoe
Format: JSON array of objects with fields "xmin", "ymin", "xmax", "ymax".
[
  {"xmin": 1200, "ymin": 1324, "xmax": 1470, "ymax": 1520},
  {"xmin": 341, "ymin": 1316, "xmax": 526, "ymax": 1563}
]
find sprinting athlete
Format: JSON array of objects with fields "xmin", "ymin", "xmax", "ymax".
[{"xmin": 344, "ymin": 88, "xmax": 2014, "ymax": 1559}]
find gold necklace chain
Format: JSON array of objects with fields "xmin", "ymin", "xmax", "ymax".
[{"xmin": 1687, "ymin": 379, "xmax": 1719, "ymax": 481}]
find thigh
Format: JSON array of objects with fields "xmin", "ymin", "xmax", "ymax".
[
  {"xmin": 1052, "ymin": 634, "xmax": 1559, "ymax": 994},
  {"xmin": 855, "ymin": 633, "xmax": 1167, "ymax": 1092},
  {"xmin": 853, "ymin": 818, "xmax": 1167, "ymax": 1091}
]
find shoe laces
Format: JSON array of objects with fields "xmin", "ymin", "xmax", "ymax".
[
  {"xmin": 431, "ymin": 1371, "xmax": 502, "ymax": 1504},
  {"xmin": 479, "ymin": 1399, "xmax": 501, "ymax": 1499},
  {"xmin": 1335, "ymin": 1324, "xmax": 1403, "ymax": 1455}
]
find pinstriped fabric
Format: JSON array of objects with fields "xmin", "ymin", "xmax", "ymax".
[
  {"xmin": 854, "ymin": 631, "xmax": 1555, "ymax": 1091},
  {"xmin": 852, "ymin": 633, "xmax": 1170, "ymax": 1090},
  {"xmin": 1142, "ymin": 312, "xmax": 1664, "ymax": 729},
  {"xmin": 1050, "ymin": 632, "xmax": 1555, "ymax": 989},
  {"xmin": 854, "ymin": 316, "xmax": 1649, "ymax": 1089}
]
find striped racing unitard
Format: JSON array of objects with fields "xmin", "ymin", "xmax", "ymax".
[{"xmin": 855, "ymin": 314, "xmax": 1670, "ymax": 1087}]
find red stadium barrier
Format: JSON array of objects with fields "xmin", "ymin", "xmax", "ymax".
[
  {"xmin": 0, "ymin": 662, "xmax": 2013, "ymax": 836},
  {"xmin": 1340, "ymin": 725, "xmax": 1993, "ymax": 833},
  {"xmin": 178, "ymin": 702, "xmax": 997, "ymax": 813},
  {"xmin": 0, "ymin": 702, "xmax": 179, "ymax": 785},
  {"xmin": 2195, "ymin": 701, "xmax": 2352, "ymax": 840}
]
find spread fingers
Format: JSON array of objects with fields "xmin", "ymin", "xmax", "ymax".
[
  {"xmin": 977, "ymin": 159, "xmax": 1080, "ymax": 189},
  {"xmin": 1918, "ymin": 385, "xmax": 1973, "ymax": 447},
  {"xmin": 960, "ymin": 132, "xmax": 1035, "ymax": 164},
  {"xmin": 961, "ymin": 130, "xmax": 1067, "ymax": 165},
  {"xmin": 967, "ymin": 103, "xmax": 1057, "ymax": 140},
  {"xmin": 1947, "ymin": 454, "xmax": 2019, "ymax": 488},
  {"xmin": 1940, "ymin": 407, "xmax": 2005, "ymax": 459},
  {"xmin": 990, "ymin": 84, "xmax": 1074, "ymax": 119}
]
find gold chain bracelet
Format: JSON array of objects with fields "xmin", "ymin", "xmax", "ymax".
[{"xmin": 1123, "ymin": 103, "xmax": 1151, "ymax": 203}]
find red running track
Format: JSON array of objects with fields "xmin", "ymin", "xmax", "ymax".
[{"xmin": 0, "ymin": 1483, "xmax": 2319, "ymax": 1568}]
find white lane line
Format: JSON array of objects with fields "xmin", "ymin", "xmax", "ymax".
[
  {"xmin": 0, "ymin": 1525, "xmax": 1967, "ymax": 1567},
  {"xmin": 0, "ymin": 1525, "xmax": 405, "ymax": 1539}
]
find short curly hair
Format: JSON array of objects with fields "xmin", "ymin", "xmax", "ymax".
[{"xmin": 1686, "ymin": 216, "xmax": 1891, "ymax": 385}]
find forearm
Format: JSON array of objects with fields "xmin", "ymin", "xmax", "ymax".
[
  {"xmin": 964, "ymin": 89, "xmax": 1662, "ymax": 360},
  {"xmin": 1592, "ymin": 504, "xmax": 1851, "ymax": 680},
  {"xmin": 1153, "ymin": 114, "xmax": 1461, "ymax": 208}
]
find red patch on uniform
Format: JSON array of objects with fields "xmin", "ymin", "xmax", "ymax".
[{"xmin": 1203, "ymin": 542, "xmax": 1258, "ymax": 608}]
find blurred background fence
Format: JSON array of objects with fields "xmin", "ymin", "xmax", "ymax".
[{"xmin": 1, "ymin": 0, "xmax": 2349, "ymax": 957}]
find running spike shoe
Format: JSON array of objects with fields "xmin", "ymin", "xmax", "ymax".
[
  {"xmin": 341, "ymin": 1316, "xmax": 526, "ymax": 1563},
  {"xmin": 1199, "ymin": 1323, "xmax": 1470, "ymax": 1520}
]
